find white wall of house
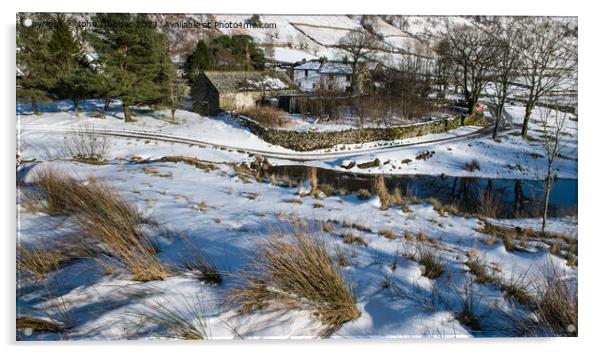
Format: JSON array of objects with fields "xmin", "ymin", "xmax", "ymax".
[
  {"xmin": 293, "ymin": 70, "xmax": 351, "ymax": 92},
  {"xmin": 293, "ymin": 69, "xmax": 321, "ymax": 91}
]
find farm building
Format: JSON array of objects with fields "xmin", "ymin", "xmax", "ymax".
[{"xmin": 191, "ymin": 71, "xmax": 297, "ymax": 115}]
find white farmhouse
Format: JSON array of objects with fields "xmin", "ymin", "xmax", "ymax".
[{"xmin": 293, "ymin": 60, "xmax": 353, "ymax": 93}]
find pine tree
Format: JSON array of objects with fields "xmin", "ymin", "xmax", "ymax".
[
  {"xmin": 47, "ymin": 14, "xmax": 95, "ymax": 115},
  {"xmin": 16, "ymin": 13, "xmax": 54, "ymax": 115},
  {"xmin": 184, "ymin": 40, "xmax": 210, "ymax": 83},
  {"xmin": 87, "ymin": 14, "xmax": 173, "ymax": 122}
]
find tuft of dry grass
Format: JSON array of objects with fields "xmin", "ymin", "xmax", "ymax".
[
  {"xmin": 417, "ymin": 230, "xmax": 428, "ymax": 242},
  {"xmin": 503, "ymin": 234, "xmax": 516, "ymax": 252},
  {"xmin": 532, "ymin": 264, "xmax": 578, "ymax": 336},
  {"xmin": 356, "ymin": 189, "xmax": 372, "ymax": 200},
  {"xmin": 416, "ymin": 244, "xmax": 445, "ymax": 279},
  {"xmin": 17, "ymin": 241, "xmax": 92, "ymax": 281},
  {"xmin": 308, "ymin": 167, "xmax": 319, "ymax": 197},
  {"xmin": 284, "ymin": 197, "xmax": 303, "ymax": 205},
  {"xmin": 404, "ymin": 231, "xmax": 414, "ymax": 241},
  {"xmin": 343, "ymin": 231, "xmax": 368, "ymax": 247},
  {"xmin": 321, "ymin": 222, "xmax": 337, "ymax": 234},
  {"xmin": 142, "ymin": 295, "xmax": 209, "ymax": 340},
  {"xmin": 25, "ymin": 167, "xmax": 169, "ymax": 282},
  {"xmin": 63, "ymin": 123, "xmax": 110, "ymax": 163},
  {"xmin": 178, "ymin": 237, "xmax": 222, "ymax": 286},
  {"xmin": 241, "ymin": 105, "xmax": 289, "ymax": 128},
  {"xmin": 465, "ymin": 256, "xmax": 498, "ymax": 284},
  {"xmin": 17, "ymin": 316, "xmax": 62, "ymax": 333},
  {"xmin": 478, "ymin": 191, "xmax": 502, "ymax": 218},
  {"xmin": 229, "ymin": 229, "xmax": 360, "ymax": 336},
  {"xmin": 378, "ymin": 229, "xmax": 396, "ymax": 240},
  {"xmin": 373, "ymin": 175, "xmax": 390, "ymax": 210},
  {"xmin": 501, "ymin": 272, "xmax": 533, "ymax": 306}
]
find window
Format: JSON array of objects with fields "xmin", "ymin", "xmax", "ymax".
[
  {"xmin": 329, "ymin": 74, "xmax": 334, "ymax": 81},
  {"xmin": 304, "ymin": 69, "xmax": 308, "ymax": 77},
  {"xmin": 346, "ymin": 75, "xmax": 351, "ymax": 82}
]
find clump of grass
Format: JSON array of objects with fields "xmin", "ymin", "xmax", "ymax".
[
  {"xmin": 416, "ymin": 245, "xmax": 445, "ymax": 279},
  {"xmin": 403, "ymin": 231, "xmax": 414, "ymax": 241},
  {"xmin": 308, "ymin": 166, "xmax": 319, "ymax": 197},
  {"xmin": 455, "ymin": 277, "xmax": 482, "ymax": 331},
  {"xmin": 549, "ymin": 242, "xmax": 561, "ymax": 256},
  {"xmin": 178, "ymin": 238, "xmax": 222, "ymax": 286},
  {"xmin": 229, "ymin": 229, "xmax": 361, "ymax": 336},
  {"xmin": 465, "ymin": 256, "xmax": 497, "ymax": 284},
  {"xmin": 378, "ymin": 229, "xmax": 396, "ymax": 240},
  {"xmin": 17, "ymin": 316, "xmax": 62, "ymax": 333},
  {"xmin": 17, "ymin": 241, "xmax": 91, "ymax": 281},
  {"xmin": 417, "ymin": 230, "xmax": 428, "ymax": 242},
  {"xmin": 343, "ymin": 231, "xmax": 368, "ymax": 247},
  {"xmin": 142, "ymin": 295, "xmax": 209, "ymax": 340},
  {"xmin": 25, "ymin": 168, "xmax": 86, "ymax": 215},
  {"xmin": 501, "ymin": 273, "xmax": 533, "ymax": 306},
  {"xmin": 352, "ymin": 223, "xmax": 370, "ymax": 233},
  {"xmin": 373, "ymin": 175, "xmax": 390, "ymax": 210},
  {"xmin": 483, "ymin": 235, "xmax": 498, "ymax": 246},
  {"xmin": 322, "ymin": 222, "xmax": 337, "ymax": 234},
  {"xmin": 313, "ymin": 203, "xmax": 324, "ymax": 209},
  {"xmin": 464, "ymin": 159, "xmax": 480, "ymax": 172},
  {"xmin": 356, "ymin": 188, "xmax": 372, "ymax": 200},
  {"xmin": 284, "ymin": 197, "xmax": 303, "ymax": 204},
  {"xmin": 241, "ymin": 105, "xmax": 289, "ymax": 128},
  {"xmin": 26, "ymin": 167, "xmax": 169, "ymax": 282},
  {"xmin": 532, "ymin": 264, "xmax": 578, "ymax": 336},
  {"xmin": 63, "ymin": 123, "xmax": 110, "ymax": 163},
  {"xmin": 389, "ymin": 188, "xmax": 404, "ymax": 206},
  {"xmin": 503, "ymin": 234, "xmax": 516, "ymax": 252},
  {"xmin": 478, "ymin": 191, "xmax": 502, "ymax": 218},
  {"xmin": 333, "ymin": 246, "xmax": 351, "ymax": 267}
]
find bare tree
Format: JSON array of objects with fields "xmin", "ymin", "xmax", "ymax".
[
  {"xmin": 438, "ymin": 24, "xmax": 497, "ymax": 115},
  {"xmin": 482, "ymin": 17, "xmax": 522, "ymax": 140},
  {"xmin": 517, "ymin": 18, "xmax": 576, "ymax": 138},
  {"xmin": 536, "ymin": 106, "xmax": 570, "ymax": 233},
  {"xmin": 337, "ymin": 30, "xmax": 380, "ymax": 94},
  {"xmin": 168, "ymin": 77, "xmax": 187, "ymax": 123}
]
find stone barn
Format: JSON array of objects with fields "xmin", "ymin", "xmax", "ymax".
[{"xmin": 191, "ymin": 71, "xmax": 297, "ymax": 115}]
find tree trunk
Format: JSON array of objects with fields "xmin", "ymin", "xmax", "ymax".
[
  {"xmin": 73, "ymin": 99, "xmax": 79, "ymax": 116},
  {"xmin": 171, "ymin": 108, "xmax": 176, "ymax": 122},
  {"xmin": 521, "ymin": 103, "xmax": 534, "ymax": 138},
  {"xmin": 542, "ymin": 173, "xmax": 552, "ymax": 234},
  {"xmin": 123, "ymin": 103, "xmax": 133, "ymax": 123},
  {"xmin": 31, "ymin": 97, "xmax": 40, "ymax": 115},
  {"xmin": 492, "ymin": 104, "xmax": 502, "ymax": 140},
  {"xmin": 104, "ymin": 98, "xmax": 111, "ymax": 111}
]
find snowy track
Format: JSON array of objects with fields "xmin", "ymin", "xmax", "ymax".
[{"xmin": 19, "ymin": 124, "xmax": 491, "ymax": 162}]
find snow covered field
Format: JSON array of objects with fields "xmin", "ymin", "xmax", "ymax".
[
  {"xmin": 16, "ymin": 99, "xmax": 578, "ymax": 340},
  {"xmin": 18, "ymin": 100, "xmax": 578, "ymax": 180}
]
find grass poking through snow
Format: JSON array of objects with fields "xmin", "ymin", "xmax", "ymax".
[{"xmin": 229, "ymin": 227, "xmax": 360, "ymax": 336}]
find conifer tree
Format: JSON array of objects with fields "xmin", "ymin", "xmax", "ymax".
[
  {"xmin": 184, "ymin": 40, "xmax": 210, "ymax": 83},
  {"xmin": 87, "ymin": 13, "xmax": 173, "ymax": 122},
  {"xmin": 16, "ymin": 13, "xmax": 54, "ymax": 115},
  {"xmin": 47, "ymin": 14, "xmax": 95, "ymax": 114}
]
